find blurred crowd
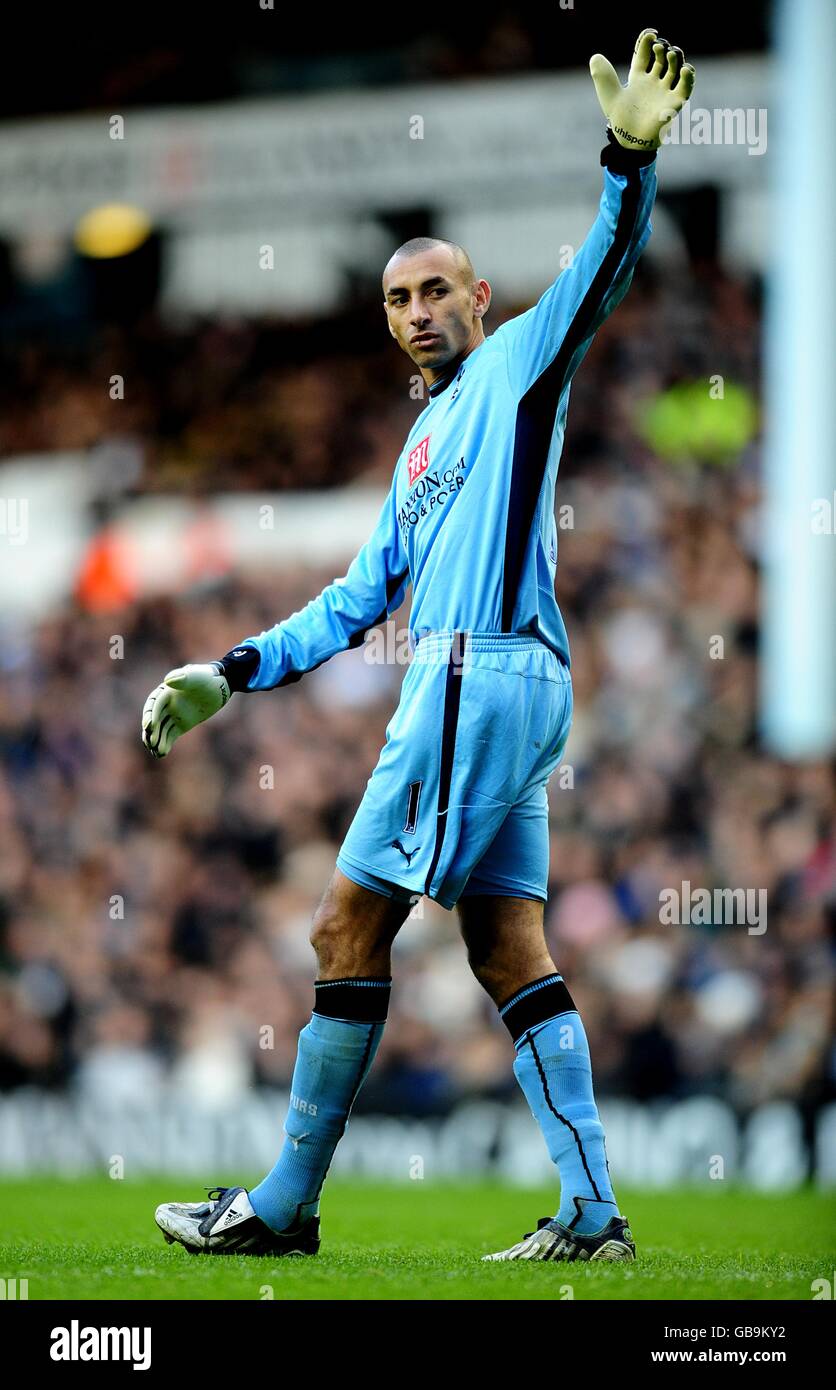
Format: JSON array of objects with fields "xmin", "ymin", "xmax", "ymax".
[
  {"xmin": 0, "ymin": 307, "xmax": 417, "ymax": 495},
  {"xmin": 0, "ymin": 257, "xmax": 833, "ymax": 1131}
]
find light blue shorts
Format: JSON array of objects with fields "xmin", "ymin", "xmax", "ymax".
[{"xmin": 336, "ymin": 630, "xmax": 572, "ymax": 910}]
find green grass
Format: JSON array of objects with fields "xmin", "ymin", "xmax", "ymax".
[{"xmin": 1, "ymin": 1179, "xmax": 833, "ymax": 1300}]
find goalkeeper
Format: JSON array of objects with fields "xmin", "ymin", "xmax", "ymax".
[{"xmin": 146, "ymin": 31, "xmax": 694, "ymax": 1263}]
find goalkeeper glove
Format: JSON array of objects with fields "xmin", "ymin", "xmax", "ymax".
[
  {"xmin": 141, "ymin": 663, "xmax": 230, "ymax": 759},
  {"xmin": 590, "ymin": 28, "xmax": 695, "ymax": 152}
]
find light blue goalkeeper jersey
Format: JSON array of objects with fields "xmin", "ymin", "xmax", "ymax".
[{"xmin": 234, "ymin": 146, "xmax": 657, "ymax": 691}]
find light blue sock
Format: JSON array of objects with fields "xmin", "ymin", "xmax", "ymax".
[
  {"xmin": 512, "ymin": 1011, "xmax": 619, "ymax": 1234},
  {"xmin": 250, "ymin": 1001, "xmax": 386, "ymax": 1234}
]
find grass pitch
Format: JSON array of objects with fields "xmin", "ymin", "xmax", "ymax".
[{"xmin": 1, "ymin": 1178, "xmax": 832, "ymax": 1300}]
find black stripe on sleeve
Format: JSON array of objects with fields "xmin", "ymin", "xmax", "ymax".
[{"xmin": 500, "ymin": 163, "xmax": 646, "ymax": 632}]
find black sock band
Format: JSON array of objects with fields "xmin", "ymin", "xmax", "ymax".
[
  {"xmin": 313, "ymin": 977, "xmax": 392, "ymax": 1023},
  {"xmin": 498, "ymin": 973, "xmax": 577, "ymax": 1042}
]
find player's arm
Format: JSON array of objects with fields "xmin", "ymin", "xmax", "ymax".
[
  {"xmin": 496, "ymin": 29, "xmax": 695, "ymax": 399},
  {"xmin": 141, "ymin": 482, "xmax": 409, "ymax": 757}
]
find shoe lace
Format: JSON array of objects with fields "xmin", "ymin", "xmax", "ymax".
[{"xmin": 206, "ymin": 1186, "xmax": 230, "ymax": 1203}]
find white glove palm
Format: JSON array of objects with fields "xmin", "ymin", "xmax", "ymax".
[
  {"xmin": 141, "ymin": 663, "xmax": 230, "ymax": 759},
  {"xmin": 590, "ymin": 28, "xmax": 696, "ymax": 151}
]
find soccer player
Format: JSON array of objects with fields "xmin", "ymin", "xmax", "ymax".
[{"xmin": 145, "ymin": 30, "xmax": 694, "ymax": 1263}]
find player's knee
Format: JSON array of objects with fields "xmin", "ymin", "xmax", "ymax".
[
  {"xmin": 310, "ymin": 894, "xmax": 381, "ymax": 974},
  {"xmin": 467, "ymin": 954, "xmax": 507, "ymax": 1001},
  {"xmin": 309, "ymin": 900, "xmax": 348, "ymax": 972},
  {"xmin": 462, "ymin": 925, "xmax": 508, "ymax": 984}
]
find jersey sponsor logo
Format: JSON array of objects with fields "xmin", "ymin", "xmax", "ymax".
[
  {"xmin": 407, "ymin": 434, "xmax": 431, "ymax": 486},
  {"xmin": 398, "ymin": 456, "xmax": 467, "ymax": 540}
]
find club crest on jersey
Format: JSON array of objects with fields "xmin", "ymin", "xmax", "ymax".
[{"xmin": 407, "ymin": 435, "xmax": 431, "ymax": 486}]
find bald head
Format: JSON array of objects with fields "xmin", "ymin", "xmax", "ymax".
[{"xmin": 382, "ymin": 237, "xmax": 476, "ymax": 295}]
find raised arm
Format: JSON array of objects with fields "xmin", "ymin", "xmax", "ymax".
[
  {"xmin": 495, "ymin": 28, "xmax": 694, "ymax": 401},
  {"xmin": 494, "ymin": 142, "xmax": 658, "ymax": 400}
]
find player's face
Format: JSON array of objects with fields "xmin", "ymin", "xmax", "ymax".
[{"xmin": 383, "ymin": 251, "xmax": 482, "ymax": 368}]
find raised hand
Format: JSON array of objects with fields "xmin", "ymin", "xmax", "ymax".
[{"xmin": 590, "ymin": 28, "xmax": 696, "ymax": 151}]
